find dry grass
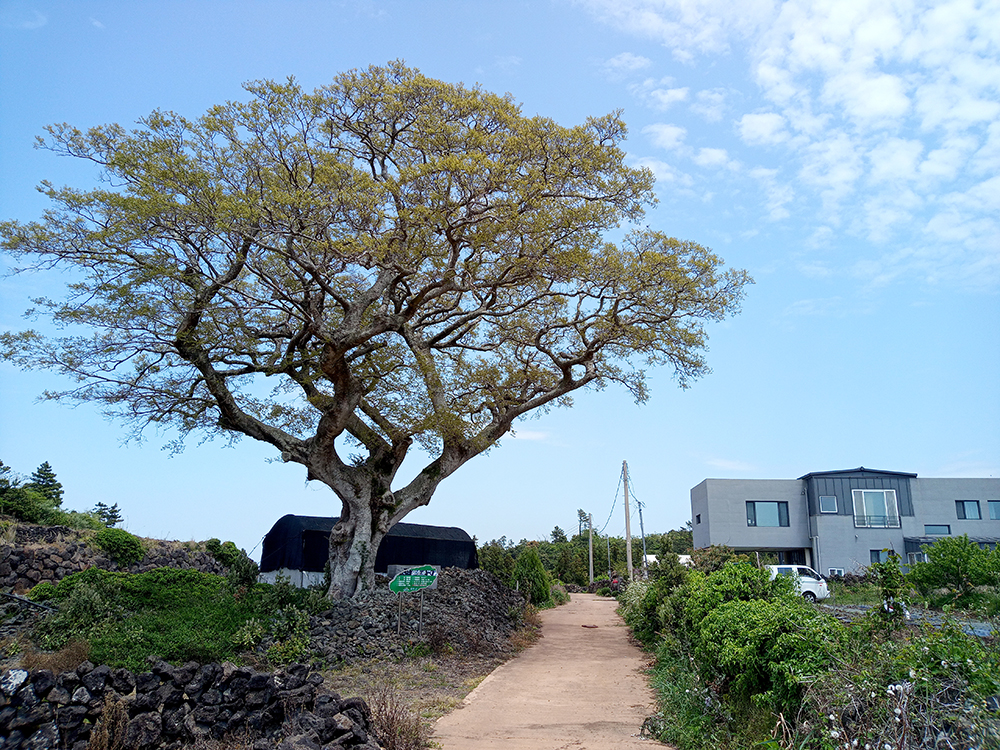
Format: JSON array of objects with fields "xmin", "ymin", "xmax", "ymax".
[
  {"xmin": 0, "ymin": 521, "xmax": 17, "ymax": 545},
  {"xmin": 86, "ymin": 694, "xmax": 129, "ymax": 750},
  {"xmin": 362, "ymin": 670, "xmax": 427, "ymax": 750},
  {"xmin": 508, "ymin": 605, "xmax": 543, "ymax": 651},
  {"xmin": 20, "ymin": 638, "xmax": 90, "ymax": 672}
]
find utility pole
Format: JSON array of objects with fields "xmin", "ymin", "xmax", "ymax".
[
  {"xmin": 588, "ymin": 513, "xmax": 594, "ymax": 584},
  {"xmin": 623, "ymin": 460, "xmax": 634, "ymax": 580}
]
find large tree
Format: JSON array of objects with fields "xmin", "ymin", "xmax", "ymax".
[{"xmin": 1, "ymin": 63, "xmax": 751, "ymax": 598}]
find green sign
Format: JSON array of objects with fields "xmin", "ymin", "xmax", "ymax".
[{"xmin": 389, "ymin": 565, "xmax": 439, "ymax": 593}]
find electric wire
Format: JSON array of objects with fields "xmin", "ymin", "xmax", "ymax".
[{"xmin": 599, "ymin": 469, "xmax": 624, "ymax": 535}]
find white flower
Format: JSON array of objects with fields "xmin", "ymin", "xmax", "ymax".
[
  {"xmin": 909, "ymin": 669, "xmax": 916, "ymax": 679},
  {"xmin": 894, "ymin": 707, "xmax": 902, "ymax": 715},
  {"xmin": 829, "ymin": 714, "xmax": 836, "ymax": 721},
  {"xmin": 831, "ymin": 730, "xmax": 840, "ymax": 739}
]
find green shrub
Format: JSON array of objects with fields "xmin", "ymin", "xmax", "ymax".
[
  {"xmin": 478, "ymin": 538, "xmax": 516, "ymax": 584},
  {"xmin": 206, "ymin": 538, "xmax": 244, "ymax": 567},
  {"xmin": 29, "ymin": 567, "xmax": 254, "ymax": 670},
  {"xmin": 226, "ymin": 549, "xmax": 260, "ymax": 590},
  {"xmin": 550, "ymin": 583, "xmax": 570, "ymax": 606},
  {"xmin": 511, "ymin": 547, "xmax": 551, "ymax": 605},
  {"xmin": 908, "ymin": 534, "xmax": 999, "ymax": 609},
  {"xmin": 694, "ymin": 596, "xmax": 840, "ymax": 714},
  {"xmin": 91, "ymin": 528, "xmax": 145, "ymax": 566}
]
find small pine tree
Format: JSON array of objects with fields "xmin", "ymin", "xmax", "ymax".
[
  {"xmin": 93, "ymin": 502, "xmax": 124, "ymax": 527},
  {"xmin": 26, "ymin": 461, "xmax": 63, "ymax": 509}
]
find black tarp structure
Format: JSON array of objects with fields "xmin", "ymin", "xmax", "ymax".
[{"xmin": 260, "ymin": 514, "xmax": 478, "ymax": 575}]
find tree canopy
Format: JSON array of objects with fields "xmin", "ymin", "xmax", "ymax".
[{"xmin": 1, "ymin": 62, "xmax": 751, "ymax": 597}]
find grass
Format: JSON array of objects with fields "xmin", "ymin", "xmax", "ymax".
[{"xmin": 826, "ymin": 578, "xmax": 885, "ymax": 606}]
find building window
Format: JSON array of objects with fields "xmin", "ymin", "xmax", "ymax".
[
  {"xmin": 746, "ymin": 501, "xmax": 789, "ymax": 527},
  {"xmin": 695, "ymin": 514, "xmax": 701, "ymax": 524},
  {"xmin": 907, "ymin": 552, "xmax": 927, "ymax": 565},
  {"xmin": 870, "ymin": 549, "xmax": 890, "ymax": 564},
  {"xmin": 828, "ymin": 567, "xmax": 845, "ymax": 577},
  {"xmin": 924, "ymin": 525, "xmax": 950, "ymax": 535},
  {"xmin": 852, "ymin": 489, "xmax": 900, "ymax": 528},
  {"xmin": 989, "ymin": 501, "xmax": 999, "ymax": 520},
  {"xmin": 819, "ymin": 495, "xmax": 837, "ymax": 513},
  {"xmin": 955, "ymin": 500, "xmax": 981, "ymax": 520}
]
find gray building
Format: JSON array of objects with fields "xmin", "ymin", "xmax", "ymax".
[{"xmin": 691, "ymin": 467, "xmax": 1000, "ymax": 576}]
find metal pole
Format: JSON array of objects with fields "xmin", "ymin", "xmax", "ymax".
[
  {"xmin": 606, "ymin": 536, "xmax": 611, "ymax": 578},
  {"xmin": 588, "ymin": 513, "xmax": 594, "ymax": 584},
  {"xmin": 623, "ymin": 461, "xmax": 634, "ymax": 580}
]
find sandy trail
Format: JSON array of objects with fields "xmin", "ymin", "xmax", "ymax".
[{"xmin": 432, "ymin": 593, "xmax": 666, "ymax": 749}]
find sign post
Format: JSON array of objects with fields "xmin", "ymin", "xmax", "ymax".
[{"xmin": 389, "ymin": 565, "xmax": 440, "ymax": 637}]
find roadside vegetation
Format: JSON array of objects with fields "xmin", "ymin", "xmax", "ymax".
[
  {"xmin": 18, "ymin": 551, "xmax": 338, "ymax": 672},
  {"xmin": 618, "ymin": 539, "xmax": 1000, "ymax": 749},
  {"xmin": 477, "ymin": 514, "xmax": 693, "ymax": 600}
]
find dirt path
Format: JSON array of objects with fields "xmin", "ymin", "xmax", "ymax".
[{"xmin": 432, "ymin": 593, "xmax": 665, "ymax": 749}]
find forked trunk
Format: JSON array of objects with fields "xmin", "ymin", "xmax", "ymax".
[{"xmin": 325, "ymin": 503, "xmax": 387, "ymax": 599}]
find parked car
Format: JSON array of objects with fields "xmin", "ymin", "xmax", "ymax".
[{"xmin": 767, "ymin": 564, "xmax": 832, "ymax": 602}]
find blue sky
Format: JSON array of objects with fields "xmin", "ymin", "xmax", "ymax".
[{"xmin": 1, "ymin": 0, "xmax": 997, "ymax": 559}]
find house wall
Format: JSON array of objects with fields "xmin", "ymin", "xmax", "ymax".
[
  {"xmin": 692, "ymin": 473, "xmax": 1000, "ymax": 578},
  {"xmin": 691, "ymin": 478, "xmax": 808, "ymax": 550},
  {"xmin": 912, "ymin": 478, "xmax": 1000, "ymax": 536}
]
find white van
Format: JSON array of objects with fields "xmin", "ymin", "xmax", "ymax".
[{"xmin": 767, "ymin": 564, "xmax": 831, "ymax": 602}]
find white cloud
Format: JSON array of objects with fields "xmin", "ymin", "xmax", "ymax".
[
  {"xmin": 782, "ymin": 297, "xmax": 844, "ymax": 316},
  {"xmin": 859, "ymin": 190, "xmax": 923, "ymax": 243},
  {"xmin": 867, "ymin": 138, "xmax": 923, "ymax": 185},
  {"xmin": 738, "ymin": 112, "xmax": 788, "ymax": 145},
  {"xmin": 629, "ymin": 78, "xmax": 689, "ymax": 109},
  {"xmin": 917, "ymin": 135, "xmax": 978, "ymax": 185},
  {"xmin": 583, "ymin": 0, "xmax": 1000, "ymax": 288},
  {"xmin": 628, "ymin": 156, "xmax": 694, "ymax": 188},
  {"xmin": 692, "ymin": 147, "xmax": 736, "ymax": 170},
  {"xmin": 1, "ymin": 7, "xmax": 46, "ymax": 29},
  {"xmin": 495, "ymin": 55, "xmax": 522, "ymax": 70},
  {"xmin": 799, "ymin": 132, "xmax": 864, "ymax": 215},
  {"xmin": 749, "ymin": 167, "xmax": 793, "ymax": 220},
  {"xmin": 691, "ymin": 88, "xmax": 727, "ymax": 121},
  {"xmin": 576, "ymin": 0, "xmax": 777, "ymax": 61},
  {"xmin": 915, "ymin": 79, "xmax": 1000, "ymax": 133},
  {"xmin": 90, "ymin": 18, "xmax": 105, "ymax": 29},
  {"xmin": 822, "ymin": 69, "xmax": 910, "ymax": 128},
  {"xmin": 602, "ymin": 52, "xmax": 652, "ymax": 76},
  {"xmin": 643, "ymin": 123, "xmax": 686, "ymax": 150}
]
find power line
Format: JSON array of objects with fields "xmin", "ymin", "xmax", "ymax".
[{"xmin": 599, "ymin": 470, "xmax": 624, "ymax": 535}]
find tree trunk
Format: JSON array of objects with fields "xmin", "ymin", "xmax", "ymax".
[{"xmin": 321, "ymin": 453, "xmax": 462, "ymax": 599}]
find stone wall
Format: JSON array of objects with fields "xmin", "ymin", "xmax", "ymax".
[
  {"xmin": 307, "ymin": 568, "xmax": 526, "ymax": 664},
  {"xmin": 0, "ymin": 660, "xmax": 381, "ymax": 750},
  {"xmin": 0, "ymin": 534, "xmax": 226, "ymax": 593}
]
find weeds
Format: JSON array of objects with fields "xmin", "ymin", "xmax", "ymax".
[
  {"xmin": 86, "ymin": 693, "xmax": 128, "ymax": 750},
  {"xmin": 20, "ymin": 638, "xmax": 90, "ymax": 672},
  {"xmin": 362, "ymin": 671, "xmax": 426, "ymax": 750}
]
